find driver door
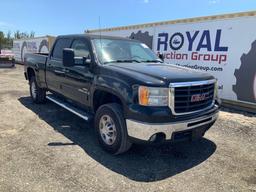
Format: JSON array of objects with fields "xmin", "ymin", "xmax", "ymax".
[{"xmin": 61, "ymin": 38, "xmax": 93, "ymax": 107}]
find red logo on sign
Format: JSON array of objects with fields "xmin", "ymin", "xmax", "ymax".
[{"xmin": 191, "ymin": 93, "xmax": 208, "ymax": 102}]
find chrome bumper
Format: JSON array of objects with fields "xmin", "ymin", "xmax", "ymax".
[{"xmin": 126, "ymin": 111, "xmax": 218, "ymax": 141}]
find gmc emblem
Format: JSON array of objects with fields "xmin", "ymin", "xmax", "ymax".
[{"xmin": 191, "ymin": 93, "xmax": 209, "ymax": 102}]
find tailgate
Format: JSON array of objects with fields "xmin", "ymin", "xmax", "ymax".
[{"xmin": 0, "ymin": 57, "xmax": 15, "ymax": 68}]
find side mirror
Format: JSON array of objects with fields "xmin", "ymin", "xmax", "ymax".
[
  {"xmin": 63, "ymin": 48, "xmax": 75, "ymax": 67},
  {"xmin": 158, "ymin": 53, "xmax": 164, "ymax": 61}
]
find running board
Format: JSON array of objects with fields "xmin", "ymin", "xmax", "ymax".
[{"xmin": 46, "ymin": 95, "xmax": 91, "ymax": 121}]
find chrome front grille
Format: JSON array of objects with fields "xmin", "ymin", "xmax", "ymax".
[{"xmin": 169, "ymin": 79, "xmax": 216, "ymax": 115}]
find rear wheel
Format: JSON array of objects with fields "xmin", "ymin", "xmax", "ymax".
[
  {"xmin": 94, "ymin": 103, "xmax": 132, "ymax": 155},
  {"xmin": 233, "ymin": 40, "xmax": 256, "ymax": 102},
  {"xmin": 38, "ymin": 40, "xmax": 49, "ymax": 53},
  {"xmin": 29, "ymin": 76, "xmax": 46, "ymax": 103}
]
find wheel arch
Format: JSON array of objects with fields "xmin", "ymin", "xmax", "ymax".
[
  {"xmin": 27, "ymin": 67, "xmax": 35, "ymax": 81},
  {"xmin": 92, "ymin": 88, "xmax": 126, "ymax": 113}
]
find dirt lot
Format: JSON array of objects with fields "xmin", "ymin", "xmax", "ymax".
[{"xmin": 0, "ymin": 65, "xmax": 255, "ymax": 192}]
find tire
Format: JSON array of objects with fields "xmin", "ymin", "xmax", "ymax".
[
  {"xmin": 11, "ymin": 59, "xmax": 15, "ymax": 68},
  {"xmin": 94, "ymin": 103, "xmax": 132, "ymax": 155},
  {"xmin": 38, "ymin": 40, "xmax": 49, "ymax": 53},
  {"xmin": 129, "ymin": 30, "xmax": 153, "ymax": 49},
  {"xmin": 233, "ymin": 40, "xmax": 256, "ymax": 103},
  {"xmin": 21, "ymin": 41, "xmax": 27, "ymax": 63},
  {"xmin": 29, "ymin": 76, "xmax": 46, "ymax": 104}
]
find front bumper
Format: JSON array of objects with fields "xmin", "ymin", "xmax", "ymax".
[{"xmin": 126, "ymin": 107, "xmax": 218, "ymax": 142}]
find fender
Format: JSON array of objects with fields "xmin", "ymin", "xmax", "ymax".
[
  {"xmin": 25, "ymin": 54, "xmax": 47, "ymax": 89},
  {"xmin": 90, "ymin": 74, "xmax": 134, "ymax": 113},
  {"xmin": 26, "ymin": 64, "xmax": 44, "ymax": 88}
]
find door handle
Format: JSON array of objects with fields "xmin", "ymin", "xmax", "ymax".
[
  {"xmin": 64, "ymin": 69, "xmax": 70, "ymax": 73},
  {"xmin": 54, "ymin": 70, "xmax": 65, "ymax": 75}
]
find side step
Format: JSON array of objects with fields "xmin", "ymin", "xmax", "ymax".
[{"xmin": 46, "ymin": 95, "xmax": 92, "ymax": 121}]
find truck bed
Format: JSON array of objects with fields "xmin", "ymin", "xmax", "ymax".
[
  {"xmin": 25, "ymin": 53, "xmax": 48, "ymax": 65},
  {"xmin": 24, "ymin": 53, "xmax": 49, "ymax": 87}
]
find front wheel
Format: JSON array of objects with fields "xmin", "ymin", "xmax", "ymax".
[
  {"xmin": 94, "ymin": 103, "xmax": 132, "ymax": 155},
  {"xmin": 29, "ymin": 76, "xmax": 46, "ymax": 104}
]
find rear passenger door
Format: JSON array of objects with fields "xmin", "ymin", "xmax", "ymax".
[
  {"xmin": 46, "ymin": 38, "xmax": 72, "ymax": 94},
  {"xmin": 61, "ymin": 38, "xmax": 93, "ymax": 107}
]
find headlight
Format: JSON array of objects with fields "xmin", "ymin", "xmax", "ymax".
[
  {"xmin": 138, "ymin": 86, "xmax": 168, "ymax": 106},
  {"xmin": 214, "ymin": 81, "xmax": 218, "ymax": 99}
]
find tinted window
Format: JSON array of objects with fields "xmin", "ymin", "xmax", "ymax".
[
  {"xmin": 71, "ymin": 39, "xmax": 90, "ymax": 58},
  {"xmin": 92, "ymin": 39, "xmax": 158, "ymax": 64},
  {"xmin": 52, "ymin": 38, "xmax": 72, "ymax": 59},
  {"xmin": 130, "ymin": 44, "xmax": 151, "ymax": 59}
]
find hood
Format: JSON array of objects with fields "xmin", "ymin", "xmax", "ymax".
[{"xmin": 105, "ymin": 63, "xmax": 214, "ymax": 86}]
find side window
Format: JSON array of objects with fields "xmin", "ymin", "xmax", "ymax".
[
  {"xmin": 71, "ymin": 39, "xmax": 90, "ymax": 58},
  {"xmin": 52, "ymin": 38, "xmax": 72, "ymax": 59}
]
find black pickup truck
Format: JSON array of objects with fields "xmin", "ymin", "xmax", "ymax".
[{"xmin": 24, "ymin": 34, "xmax": 220, "ymax": 154}]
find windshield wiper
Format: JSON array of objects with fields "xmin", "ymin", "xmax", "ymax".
[
  {"xmin": 141, "ymin": 59, "xmax": 163, "ymax": 63},
  {"xmin": 104, "ymin": 59, "xmax": 141, "ymax": 64}
]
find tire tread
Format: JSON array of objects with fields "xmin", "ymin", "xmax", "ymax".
[
  {"xmin": 95, "ymin": 103, "xmax": 132, "ymax": 155},
  {"xmin": 29, "ymin": 76, "xmax": 46, "ymax": 104}
]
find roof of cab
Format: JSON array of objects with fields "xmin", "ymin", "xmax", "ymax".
[{"xmin": 56, "ymin": 34, "xmax": 138, "ymax": 41}]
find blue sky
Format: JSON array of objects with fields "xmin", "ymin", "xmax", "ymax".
[{"xmin": 0, "ymin": 0, "xmax": 255, "ymax": 36}]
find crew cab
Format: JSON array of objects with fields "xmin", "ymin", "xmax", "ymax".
[{"xmin": 24, "ymin": 34, "xmax": 220, "ymax": 154}]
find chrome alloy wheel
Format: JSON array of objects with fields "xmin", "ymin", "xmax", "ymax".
[
  {"xmin": 31, "ymin": 81, "xmax": 37, "ymax": 99},
  {"xmin": 99, "ymin": 115, "xmax": 117, "ymax": 145}
]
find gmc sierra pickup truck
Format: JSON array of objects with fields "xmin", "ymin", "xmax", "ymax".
[{"xmin": 24, "ymin": 34, "xmax": 220, "ymax": 154}]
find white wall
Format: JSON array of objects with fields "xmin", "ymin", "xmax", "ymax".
[{"xmin": 90, "ymin": 16, "xmax": 256, "ymax": 104}]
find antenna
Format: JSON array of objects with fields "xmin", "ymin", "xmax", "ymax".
[{"xmin": 99, "ymin": 16, "xmax": 102, "ymax": 49}]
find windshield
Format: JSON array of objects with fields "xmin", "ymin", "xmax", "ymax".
[{"xmin": 92, "ymin": 38, "xmax": 161, "ymax": 64}]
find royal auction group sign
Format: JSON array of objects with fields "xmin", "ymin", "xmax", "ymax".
[{"xmin": 90, "ymin": 13, "xmax": 256, "ymax": 104}]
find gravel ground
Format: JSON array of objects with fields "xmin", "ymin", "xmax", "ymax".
[{"xmin": 0, "ymin": 65, "xmax": 255, "ymax": 192}]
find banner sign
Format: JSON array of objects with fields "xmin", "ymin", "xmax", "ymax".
[
  {"xmin": 13, "ymin": 37, "xmax": 50, "ymax": 63},
  {"xmin": 91, "ymin": 16, "xmax": 256, "ymax": 104}
]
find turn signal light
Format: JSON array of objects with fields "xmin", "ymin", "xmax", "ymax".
[{"xmin": 139, "ymin": 86, "xmax": 149, "ymax": 105}]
